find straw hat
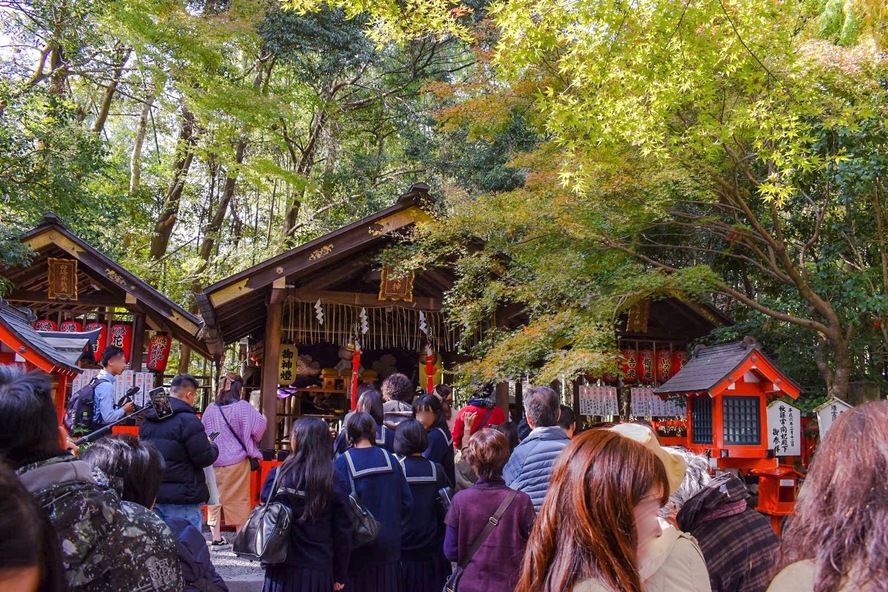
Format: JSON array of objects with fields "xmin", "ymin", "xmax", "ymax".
[{"xmin": 610, "ymin": 423, "xmax": 687, "ymax": 495}]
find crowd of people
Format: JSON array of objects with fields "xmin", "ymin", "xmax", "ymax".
[{"xmin": 1, "ymin": 364, "xmax": 887, "ymax": 592}]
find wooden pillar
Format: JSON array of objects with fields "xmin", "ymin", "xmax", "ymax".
[
  {"xmin": 496, "ymin": 381, "xmax": 509, "ymax": 418},
  {"xmin": 260, "ymin": 280, "xmax": 286, "ymax": 449},
  {"xmin": 55, "ymin": 374, "xmax": 69, "ymax": 422},
  {"xmin": 130, "ymin": 314, "xmax": 145, "ymax": 372},
  {"xmin": 572, "ymin": 380, "xmax": 581, "ymax": 424},
  {"xmin": 513, "ymin": 380, "xmax": 524, "ymax": 423}
]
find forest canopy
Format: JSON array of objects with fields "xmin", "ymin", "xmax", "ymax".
[{"xmin": 2, "ymin": 0, "xmax": 887, "ymax": 402}]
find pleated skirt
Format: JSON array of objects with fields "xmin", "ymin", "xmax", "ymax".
[
  {"xmin": 401, "ymin": 554, "xmax": 451, "ymax": 592},
  {"xmin": 263, "ymin": 566, "xmax": 334, "ymax": 592},
  {"xmin": 347, "ymin": 560, "xmax": 402, "ymax": 592}
]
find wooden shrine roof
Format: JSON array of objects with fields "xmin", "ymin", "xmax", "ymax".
[
  {"xmin": 196, "ymin": 183, "xmax": 452, "ymax": 356},
  {"xmin": 1, "ymin": 214, "xmax": 210, "ymax": 358},
  {"xmin": 0, "ymin": 300, "xmax": 86, "ymax": 374},
  {"xmin": 653, "ymin": 337, "xmax": 802, "ymax": 398}
]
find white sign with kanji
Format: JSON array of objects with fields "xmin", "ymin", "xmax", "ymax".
[
  {"xmin": 766, "ymin": 400, "xmax": 801, "ymax": 456},
  {"xmin": 579, "ymin": 385, "xmax": 619, "ymax": 417},
  {"xmin": 630, "ymin": 387, "xmax": 686, "ymax": 417},
  {"xmin": 815, "ymin": 398, "xmax": 853, "ymax": 439}
]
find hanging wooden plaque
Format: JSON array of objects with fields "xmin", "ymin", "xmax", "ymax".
[
  {"xmin": 378, "ymin": 267, "xmax": 414, "ymax": 303},
  {"xmin": 47, "ymin": 258, "xmax": 78, "ymax": 301}
]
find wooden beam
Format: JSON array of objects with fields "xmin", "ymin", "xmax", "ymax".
[
  {"xmin": 298, "ymin": 256, "xmax": 372, "ymax": 291},
  {"xmin": 289, "ymin": 289, "xmax": 441, "ymax": 311},
  {"xmin": 6, "ymin": 290, "xmax": 122, "ymax": 307},
  {"xmin": 131, "ymin": 314, "xmax": 145, "ymax": 371},
  {"xmin": 260, "ymin": 288, "xmax": 284, "ymax": 449}
]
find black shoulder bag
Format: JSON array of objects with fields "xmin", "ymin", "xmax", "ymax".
[
  {"xmin": 217, "ymin": 403, "xmax": 260, "ymax": 471},
  {"xmin": 233, "ymin": 468, "xmax": 293, "ymax": 563},
  {"xmin": 343, "ymin": 451, "xmax": 382, "ymax": 548},
  {"xmin": 443, "ymin": 489, "xmax": 518, "ymax": 592}
]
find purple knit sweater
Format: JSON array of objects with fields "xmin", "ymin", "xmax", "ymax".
[
  {"xmin": 201, "ymin": 400, "xmax": 267, "ymax": 467},
  {"xmin": 443, "ymin": 478, "xmax": 536, "ymax": 592}
]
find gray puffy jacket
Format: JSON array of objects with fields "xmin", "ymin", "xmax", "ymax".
[{"xmin": 503, "ymin": 426, "xmax": 570, "ymax": 512}]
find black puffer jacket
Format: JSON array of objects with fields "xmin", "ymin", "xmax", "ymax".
[{"xmin": 140, "ymin": 397, "xmax": 219, "ymax": 505}]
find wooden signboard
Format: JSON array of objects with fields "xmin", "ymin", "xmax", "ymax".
[
  {"xmin": 47, "ymin": 258, "xmax": 78, "ymax": 301},
  {"xmin": 767, "ymin": 400, "xmax": 801, "ymax": 456}
]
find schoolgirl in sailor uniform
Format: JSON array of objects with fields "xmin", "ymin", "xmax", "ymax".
[
  {"xmin": 334, "ymin": 412, "xmax": 413, "ymax": 592},
  {"xmin": 414, "ymin": 394, "xmax": 456, "ymax": 487},
  {"xmin": 394, "ymin": 420, "xmax": 451, "ymax": 592}
]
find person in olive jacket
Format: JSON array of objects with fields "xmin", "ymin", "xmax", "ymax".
[{"xmin": 140, "ymin": 374, "xmax": 218, "ymax": 530}]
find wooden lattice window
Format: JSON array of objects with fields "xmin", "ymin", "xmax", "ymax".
[
  {"xmin": 723, "ymin": 396, "xmax": 761, "ymax": 445},
  {"xmin": 691, "ymin": 396, "xmax": 713, "ymax": 444}
]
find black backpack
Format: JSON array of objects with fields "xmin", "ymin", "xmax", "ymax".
[{"xmin": 64, "ymin": 377, "xmax": 109, "ymax": 434}]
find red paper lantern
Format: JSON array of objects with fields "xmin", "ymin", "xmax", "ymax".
[
  {"xmin": 621, "ymin": 349, "xmax": 638, "ymax": 384},
  {"xmin": 59, "ymin": 321, "xmax": 83, "ymax": 333},
  {"xmin": 638, "ymin": 349, "xmax": 655, "ymax": 383},
  {"xmin": 146, "ymin": 333, "xmax": 172, "ymax": 372},
  {"xmin": 109, "ymin": 323, "xmax": 133, "ymax": 363},
  {"xmin": 85, "ymin": 322, "xmax": 107, "ymax": 363},
  {"xmin": 33, "ymin": 320, "xmax": 57, "ymax": 331},
  {"xmin": 656, "ymin": 350, "xmax": 673, "ymax": 383},
  {"xmin": 672, "ymin": 350, "xmax": 689, "ymax": 377}
]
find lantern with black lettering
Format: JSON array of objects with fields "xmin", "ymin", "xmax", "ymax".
[
  {"xmin": 146, "ymin": 333, "xmax": 172, "ymax": 372},
  {"xmin": 279, "ymin": 343, "xmax": 298, "ymax": 385},
  {"xmin": 59, "ymin": 320, "xmax": 83, "ymax": 333},
  {"xmin": 85, "ymin": 322, "xmax": 107, "ymax": 363},
  {"xmin": 109, "ymin": 323, "xmax": 133, "ymax": 362},
  {"xmin": 672, "ymin": 350, "xmax": 689, "ymax": 377},
  {"xmin": 656, "ymin": 350, "xmax": 673, "ymax": 383},
  {"xmin": 638, "ymin": 349, "xmax": 655, "ymax": 383},
  {"xmin": 33, "ymin": 319, "xmax": 57, "ymax": 331},
  {"xmin": 621, "ymin": 349, "xmax": 638, "ymax": 384}
]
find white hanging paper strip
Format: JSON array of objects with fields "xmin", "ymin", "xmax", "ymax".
[
  {"xmin": 418, "ymin": 311, "xmax": 428, "ymax": 335},
  {"xmin": 314, "ymin": 299, "xmax": 325, "ymax": 325},
  {"xmin": 360, "ymin": 307, "xmax": 369, "ymax": 334}
]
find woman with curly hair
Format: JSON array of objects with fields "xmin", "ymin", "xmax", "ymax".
[{"xmin": 768, "ymin": 399, "xmax": 888, "ymax": 592}]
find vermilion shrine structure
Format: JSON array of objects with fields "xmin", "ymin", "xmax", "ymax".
[
  {"xmin": 0, "ymin": 214, "xmax": 211, "ymax": 414},
  {"xmin": 197, "ymin": 183, "xmax": 734, "ymax": 449}
]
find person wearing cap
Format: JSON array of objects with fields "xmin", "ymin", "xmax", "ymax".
[
  {"xmin": 605, "ymin": 423, "xmax": 711, "ymax": 592},
  {"xmin": 515, "ymin": 428, "xmax": 711, "ymax": 592},
  {"xmin": 502, "ymin": 386, "xmax": 571, "ymax": 513}
]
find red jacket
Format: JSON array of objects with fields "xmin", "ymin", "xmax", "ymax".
[{"xmin": 452, "ymin": 404, "xmax": 506, "ymax": 448}]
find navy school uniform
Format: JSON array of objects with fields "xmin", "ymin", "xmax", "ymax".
[
  {"xmin": 334, "ymin": 422, "xmax": 395, "ymax": 457},
  {"xmin": 261, "ymin": 466, "xmax": 353, "ymax": 592},
  {"xmin": 397, "ymin": 455, "xmax": 452, "ymax": 592},
  {"xmin": 424, "ymin": 425, "xmax": 455, "ymax": 487},
  {"xmin": 334, "ymin": 446, "xmax": 413, "ymax": 592}
]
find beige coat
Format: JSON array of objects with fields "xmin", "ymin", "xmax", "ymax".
[
  {"xmin": 573, "ymin": 522, "xmax": 711, "ymax": 592},
  {"xmin": 768, "ymin": 560, "xmax": 875, "ymax": 592}
]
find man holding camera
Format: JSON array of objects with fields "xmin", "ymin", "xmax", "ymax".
[
  {"xmin": 140, "ymin": 374, "xmax": 218, "ymax": 530},
  {"xmin": 94, "ymin": 345, "xmax": 135, "ymax": 426}
]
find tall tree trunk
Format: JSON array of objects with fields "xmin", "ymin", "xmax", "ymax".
[
  {"xmin": 283, "ymin": 111, "xmax": 326, "ymax": 234},
  {"xmin": 192, "ymin": 56, "xmax": 271, "ymax": 274},
  {"xmin": 92, "ymin": 47, "xmax": 132, "ymax": 134},
  {"xmin": 151, "ymin": 107, "xmax": 196, "ymax": 260},
  {"xmin": 129, "ymin": 95, "xmax": 155, "ymax": 198}
]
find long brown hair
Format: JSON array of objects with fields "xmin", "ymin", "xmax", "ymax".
[
  {"xmin": 516, "ymin": 429, "xmax": 669, "ymax": 592},
  {"xmin": 778, "ymin": 400, "xmax": 888, "ymax": 591}
]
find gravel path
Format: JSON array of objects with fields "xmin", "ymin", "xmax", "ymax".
[{"xmin": 204, "ymin": 534, "xmax": 265, "ymax": 592}]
